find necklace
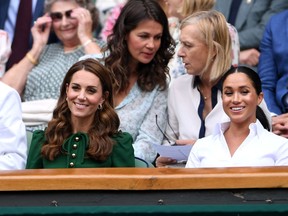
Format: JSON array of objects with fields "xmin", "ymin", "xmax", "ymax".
[{"xmin": 198, "ymin": 86, "xmax": 210, "ymax": 100}]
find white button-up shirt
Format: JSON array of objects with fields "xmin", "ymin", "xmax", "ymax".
[{"xmin": 186, "ymin": 120, "xmax": 288, "ymax": 168}]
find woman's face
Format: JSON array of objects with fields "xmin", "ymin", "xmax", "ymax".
[
  {"xmin": 66, "ymin": 70, "xmax": 105, "ymax": 123},
  {"xmin": 222, "ymin": 72, "xmax": 263, "ymax": 127},
  {"xmin": 126, "ymin": 19, "xmax": 163, "ymax": 66},
  {"xmin": 178, "ymin": 24, "xmax": 211, "ymax": 76},
  {"xmin": 50, "ymin": 1, "xmax": 79, "ymax": 44}
]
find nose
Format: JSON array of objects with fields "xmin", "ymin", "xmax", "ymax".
[
  {"xmin": 146, "ymin": 38, "xmax": 155, "ymax": 49},
  {"xmin": 77, "ymin": 91, "xmax": 86, "ymax": 100},
  {"xmin": 61, "ymin": 15, "xmax": 69, "ymax": 25},
  {"xmin": 178, "ymin": 45, "xmax": 184, "ymax": 57},
  {"xmin": 232, "ymin": 92, "xmax": 240, "ymax": 103}
]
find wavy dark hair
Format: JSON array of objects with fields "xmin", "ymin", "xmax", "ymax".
[
  {"xmin": 45, "ymin": 0, "xmax": 99, "ymax": 31},
  {"xmin": 104, "ymin": 0, "xmax": 175, "ymax": 93},
  {"xmin": 221, "ymin": 66, "xmax": 270, "ymax": 131},
  {"xmin": 42, "ymin": 59, "xmax": 120, "ymax": 161}
]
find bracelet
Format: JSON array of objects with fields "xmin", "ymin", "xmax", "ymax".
[
  {"xmin": 83, "ymin": 39, "xmax": 93, "ymax": 47},
  {"xmin": 26, "ymin": 52, "xmax": 38, "ymax": 65}
]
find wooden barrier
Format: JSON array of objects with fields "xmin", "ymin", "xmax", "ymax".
[
  {"xmin": 1, "ymin": 167, "xmax": 288, "ymax": 215},
  {"xmin": 0, "ymin": 166, "xmax": 288, "ymax": 191}
]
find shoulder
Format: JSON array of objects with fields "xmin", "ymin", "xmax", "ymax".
[
  {"xmin": 112, "ymin": 131, "xmax": 133, "ymax": 145},
  {"xmin": 31, "ymin": 130, "xmax": 46, "ymax": 144},
  {"xmin": 170, "ymin": 74, "xmax": 192, "ymax": 89},
  {"xmin": 270, "ymin": 10, "xmax": 288, "ymax": 23}
]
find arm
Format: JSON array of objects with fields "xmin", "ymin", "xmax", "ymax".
[
  {"xmin": 26, "ymin": 130, "xmax": 45, "ymax": 169},
  {"xmin": 1, "ymin": 14, "xmax": 52, "ymax": 94},
  {"xmin": 0, "ymin": 83, "xmax": 27, "ymax": 170}
]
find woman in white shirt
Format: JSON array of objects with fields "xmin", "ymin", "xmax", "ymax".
[{"xmin": 186, "ymin": 66, "xmax": 288, "ymax": 168}]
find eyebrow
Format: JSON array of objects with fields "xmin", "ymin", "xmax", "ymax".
[{"xmin": 71, "ymin": 83, "xmax": 99, "ymax": 88}]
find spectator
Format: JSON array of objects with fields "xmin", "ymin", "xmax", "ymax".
[
  {"xmin": 164, "ymin": 0, "xmax": 239, "ymax": 81},
  {"xmin": 258, "ymin": 10, "xmax": 288, "ymax": 138},
  {"xmin": 81, "ymin": 0, "xmax": 175, "ymax": 163},
  {"xmin": 186, "ymin": 66, "xmax": 288, "ymax": 168},
  {"xmin": 214, "ymin": 0, "xmax": 288, "ymax": 70},
  {"xmin": 0, "ymin": 0, "xmax": 48, "ymax": 71},
  {"xmin": 26, "ymin": 59, "xmax": 134, "ymax": 169},
  {"xmin": 2, "ymin": 0, "xmax": 103, "ymax": 130}
]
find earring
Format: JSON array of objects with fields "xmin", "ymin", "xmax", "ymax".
[{"xmin": 98, "ymin": 104, "xmax": 103, "ymax": 110}]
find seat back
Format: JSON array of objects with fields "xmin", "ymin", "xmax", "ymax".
[{"xmin": 134, "ymin": 157, "xmax": 154, "ymax": 168}]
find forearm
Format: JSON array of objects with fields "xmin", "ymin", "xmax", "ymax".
[{"xmin": 2, "ymin": 46, "xmax": 43, "ymax": 95}]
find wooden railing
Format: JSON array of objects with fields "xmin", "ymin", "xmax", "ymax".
[{"xmin": 0, "ymin": 166, "xmax": 288, "ymax": 191}]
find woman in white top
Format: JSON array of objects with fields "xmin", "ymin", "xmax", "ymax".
[
  {"xmin": 186, "ymin": 66, "xmax": 288, "ymax": 168},
  {"xmin": 156, "ymin": 10, "xmax": 271, "ymax": 167}
]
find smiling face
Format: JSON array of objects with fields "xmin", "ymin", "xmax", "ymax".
[
  {"xmin": 126, "ymin": 19, "xmax": 163, "ymax": 66},
  {"xmin": 50, "ymin": 1, "xmax": 79, "ymax": 45},
  {"xmin": 178, "ymin": 24, "xmax": 211, "ymax": 76},
  {"xmin": 66, "ymin": 70, "xmax": 105, "ymax": 125},
  {"xmin": 222, "ymin": 72, "xmax": 263, "ymax": 127}
]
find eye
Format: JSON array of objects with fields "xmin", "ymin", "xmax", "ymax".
[
  {"xmin": 240, "ymin": 90, "xmax": 249, "ymax": 95},
  {"xmin": 155, "ymin": 35, "xmax": 162, "ymax": 40},
  {"xmin": 87, "ymin": 87, "xmax": 97, "ymax": 94},
  {"xmin": 71, "ymin": 84, "xmax": 80, "ymax": 91},
  {"xmin": 139, "ymin": 34, "xmax": 149, "ymax": 39},
  {"xmin": 181, "ymin": 42, "xmax": 192, "ymax": 48},
  {"xmin": 224, "ymin": 91, "xmax": 233, "ymax": 96}
]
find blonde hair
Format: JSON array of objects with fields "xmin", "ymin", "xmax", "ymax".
[
  {"xmin": 180, "ymin": 10, "xmax": 232, "ymax": 82},
  {"xmin": 181, "ymin": 0, "xmax": 215, "ymax": 17}
]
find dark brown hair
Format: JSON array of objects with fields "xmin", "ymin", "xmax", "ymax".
[
  {"xmin": 42, "ymin": 59, "xmax": 120, "ymax": 161},
  {"xmin": 104, "ymin": 0, "xmax": 175, "ymax": 93}
]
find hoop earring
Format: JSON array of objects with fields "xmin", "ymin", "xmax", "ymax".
[{"xmin": 98, "ymin": 104, "xmax": 103, "ymax": 110}]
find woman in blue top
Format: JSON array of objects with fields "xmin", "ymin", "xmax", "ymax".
[
  {"xmin": 26, "ymin": 59, "xmax": 134, "ymax": 168},
  {"xmin": 82, "ymin": 0, "xmax": 175, "ymax": 163}
]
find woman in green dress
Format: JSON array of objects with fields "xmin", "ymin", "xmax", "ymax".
[{"xmin": 26, "ymin": 59, "xmax": 135, "ymax": 168}]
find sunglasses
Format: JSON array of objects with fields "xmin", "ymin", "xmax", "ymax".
[{"xmin": 50, "ymin": 9, "xmax": 74, "ymax": 22}]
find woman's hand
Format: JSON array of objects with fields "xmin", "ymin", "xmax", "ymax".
[
  {"xmin": 72, "ymin": 7, "xmax": 94, "ymax": 45},
  {"xmin": 272, "ymin": 113, "xmax": 288, "ymax": 138},
  {"xmin": 155, "ymin": 156, "xmax": 177, "ymax": 167},
  {"xmin": 31, "ymin": 13, "xmax": 52, "ymax": 50},
  {"xmin": 175, "ymin": 139, "xmax": 196, "ymax": 145}
]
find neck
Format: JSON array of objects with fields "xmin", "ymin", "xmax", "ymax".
[
  {"xmin": 71, "ymin": 117, "xmax": 93, "ymax": 134},
  {"xmin": 63, "ymin": 40, "xmax": 81, "ymax": 52}
]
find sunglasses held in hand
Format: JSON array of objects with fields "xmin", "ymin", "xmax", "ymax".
[{"xmin": 50, "ymin": 9, "xmax": 75, "ymax": 22}]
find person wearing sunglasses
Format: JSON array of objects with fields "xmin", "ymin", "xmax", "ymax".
[{"xmin": 1, "ymin": 0, "xmax": 103, "ymax": 131}]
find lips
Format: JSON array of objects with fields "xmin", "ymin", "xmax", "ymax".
[{"xmin": 74, "ymin": 102, "xmax": 88, "ymax": 109}]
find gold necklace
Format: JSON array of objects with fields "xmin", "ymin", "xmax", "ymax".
[{"xmin": 198, "ymin": 86, "xmax": 210, "ymax": 100}]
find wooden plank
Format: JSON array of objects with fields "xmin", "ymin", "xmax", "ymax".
[{"xmin": 0, "ymin": 166, "xmax": 288, "ymax": 191}]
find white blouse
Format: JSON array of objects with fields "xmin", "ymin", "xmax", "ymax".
[{"xmin": 186, "ymin": 120, "xmax": 288, "ymax": 168}]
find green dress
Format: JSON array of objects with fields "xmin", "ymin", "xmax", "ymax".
[{"xmin": 26, "ymin": 130, "xmax": 135, "ymax": 168}]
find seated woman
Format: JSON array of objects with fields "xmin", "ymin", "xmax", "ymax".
[
  {"xmin": 186, "ymin": 66, "xmax": 288, "ymax": 168},
  {"xmin": 2, "ymin": 0, "xmax": 103, "ymax": 130},
  {"xmin": 26, "ymin": 59, "xmax": 135, "ymax": 168}
]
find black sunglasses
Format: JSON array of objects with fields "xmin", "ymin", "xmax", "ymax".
[{"xmin": 50, "ymin": 9, "xmax": 74, "ymax": 22}]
